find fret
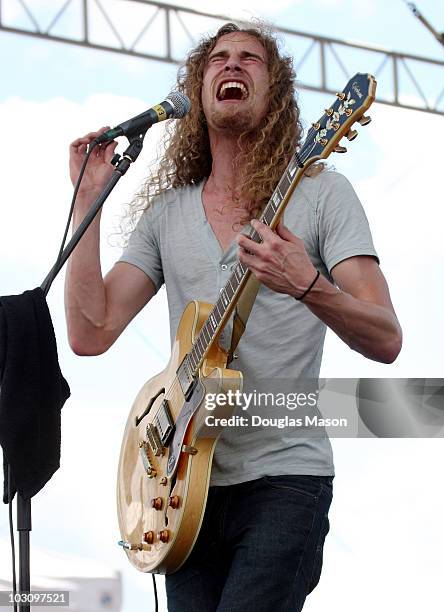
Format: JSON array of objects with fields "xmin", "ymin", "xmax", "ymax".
[
  {"xmin": 279, "ymin": 172, "xmax": 291, "ymax": 193},
  {"xmin": 287, "ymin": 161, "xmax": 298, "ymax": 179},
  {"xmin": 189, "ymin": 352, "xmax": 196, "ymax": 371},
  {"xmin": 184, "ymin": 356, "xmax": 193, "ymax": 377},
  {"xmin": 250, "ymin": 229, "xmax": 261, "ymax": 244},
  {"xmin": 202, "ymin": 325, "xmax": 211, "ymax": 344},
  {"xmin": 205, "ymin": 321, "xmax": 214, "ymax": 340},
  {"xmin": 272, "ymin": 190, "xmax": 281, "ymax": 208},
  {"xmin": 263, "ymin": 207, "xmax": 274, "ymax": 226},
  {"xmin": 193, "ymin": 344, "xmax": 202, "ymax": 364},
  {"xmin": 228, "ymin": 279, "xmax": 235, "ymax": 296},
  {"xmin": 215, "ymin": 301, "xmax": 223, "ymax": 319},
  {"xmin": 294, "ymin": 150, "xmax": 305, "ymax": 169},
  {"xmin": 221, "ymin": 289, "xmax": 230, "ymax": 308}
]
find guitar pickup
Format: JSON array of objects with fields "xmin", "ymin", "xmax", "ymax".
[
  {"xmin": 176, "ymin": 358, "xmax": 195, "ymax": 399},
  {"xmin": 155, "ymin": 399, "xmax": 174, "ymax": 446}
]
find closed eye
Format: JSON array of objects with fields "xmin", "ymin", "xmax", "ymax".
[{"xmin": 209, "ymin": 53, "xmax": 227, "ymax": 63}]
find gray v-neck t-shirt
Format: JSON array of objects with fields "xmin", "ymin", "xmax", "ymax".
[{"xmin": 119, "ymin": 170, "xmax": 378, "ymax": 485}]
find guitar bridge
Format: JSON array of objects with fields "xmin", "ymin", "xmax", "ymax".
[
  {"xmin": 146, "ymin": 423, "xmax": 164, "ymax": 457},
  {"xmin": 139, "ymin": 441, "xmax": 157, "ymax": 478}
]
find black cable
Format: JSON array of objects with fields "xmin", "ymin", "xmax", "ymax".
[
  {"xmin": 151, "ymin": 574, "xmax": 159, "ymax": 612},
  {"xmin": 8, "ymin": 465, "xmax": 18, "ymax": 612},
  {"xmin": 41, "ymin": 141, "xmax": 98, "ymax": 296}
]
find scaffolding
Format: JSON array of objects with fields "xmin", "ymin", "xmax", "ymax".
[{"xmin": 1, "ymin": 0, "xmax": 443, "ymax": 115}]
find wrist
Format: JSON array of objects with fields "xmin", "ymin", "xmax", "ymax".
[
  {"xmin": 287, "ymin": 263, "xmax": 317, "ymax": 298},
  {"xmin": 294, "ymin": 270, "xmax": 320, "ymax": 301}
]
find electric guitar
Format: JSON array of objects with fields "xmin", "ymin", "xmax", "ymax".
[{"xmin": 116, "ymin": 73, "xmax": 377, "ymax": 574}]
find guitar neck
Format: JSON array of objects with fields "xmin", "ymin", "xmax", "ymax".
[{"xmin": 183, "ymin": 151, "xmax": 313, "ymax": 376}]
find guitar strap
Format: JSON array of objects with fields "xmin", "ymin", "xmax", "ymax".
[
  {"xmin": 227, "ymin": 273, "xmax": 261, "ymax": 364},
  {"xmin": 226, "ymin": 204, "xmax": 269, "ymax": 364}
]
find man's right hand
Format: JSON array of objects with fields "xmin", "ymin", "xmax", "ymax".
[{"xmin": 69, "ymin": 126, "xmax": 118, "ymax": 196}]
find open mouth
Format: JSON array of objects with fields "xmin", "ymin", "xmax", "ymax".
[{"xmin": 216, "ymin": 81, "xmax": 249, "ymax": 101}]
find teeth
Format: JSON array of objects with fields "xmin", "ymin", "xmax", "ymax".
[{"xmin": 219, "ymin": 81, "xmax": 248, "ymax": 99}]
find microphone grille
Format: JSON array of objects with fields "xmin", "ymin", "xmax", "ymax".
[{"xmin": 166, "ymin": 91, "xmax": 191, "ymax": 119}]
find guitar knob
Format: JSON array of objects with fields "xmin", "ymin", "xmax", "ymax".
[
  {"xmin": 346, "ymin": 129, "xmax": 358, "ymax": 141},
  {"xmin": 159, "ymin": 477, "xmax": 168, "ymax": 486},
  {"xmin": 143, "ymin": 531, "xmax": 154, "ymax": 544},
  {"xmin": 158, "ymin": 530, "xmax": 170, "ymax": 543},
  {"xmin": 168, "ymin": 495, "xmax": 180, "ymax": 509},
  {"xmin": 151, "ymin": 497, "xmax": 163, "ymax": 510},
  {"xmin": 334, "ymin": 145, "xmax": 347, "ymax": 153},
  {"xmin": 358, "ymin": 115, "xmax": 372, "ymax": 126}
]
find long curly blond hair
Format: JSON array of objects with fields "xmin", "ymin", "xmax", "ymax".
[{"xmin": 127, "ymin": 22, "xmax": 313, "ymax": 232}]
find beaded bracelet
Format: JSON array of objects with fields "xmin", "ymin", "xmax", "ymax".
[{"xmin": 294, "ymin": 270, "xmax": 320, "ymax": 301}]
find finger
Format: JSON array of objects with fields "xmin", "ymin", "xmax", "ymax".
[
  {"xmin": 238, "ymin": 247, "xmax": 261, "ymax": 271},
  {"xmin": 251, "ymin": 219, "xmax": 276, "ymax": 242},
  {"xmin": 237, "ymin": 233, "xmax": 262, "ymax": 256},
  {"xmin": 103, "ymin": 140, "xmax": 118, "ymax": 163},
  {"xmin": 70, "ymin": 126, "xmax": 110, "ymax": 149}
]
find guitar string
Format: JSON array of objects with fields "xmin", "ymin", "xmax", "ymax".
[
  {"xmin": 185, "ymin": 134, "xmax": 320, "ymax": 374},
  {"xmin": 147, "ymin": 112, "xmax": 350, "ymax": 436}
]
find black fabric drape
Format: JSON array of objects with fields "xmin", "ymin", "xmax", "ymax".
[{"xmin": 0, "ymin": 287, "xmax": 70, "ymax": 502}]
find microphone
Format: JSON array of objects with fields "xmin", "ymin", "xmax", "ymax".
[{"xmin": 94, "ymin": 91, "xmax": 191, "ymax": 144}]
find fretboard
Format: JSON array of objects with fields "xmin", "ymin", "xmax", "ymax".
[{"xmin": 181, "ymin": 133, "xmax": 318, "ymax": 377}]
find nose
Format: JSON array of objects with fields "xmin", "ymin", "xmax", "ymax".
[{"xmin": 224, "ymin": 59, "xmax": 242, "ymax": 73}]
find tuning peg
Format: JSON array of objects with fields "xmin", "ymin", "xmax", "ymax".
[
  {"xmin": 325, "ymin": 108, "xmax": 334, "ymax": 116},
  {"xmin": 336, "ymin": 92, "xmax": 346, "ymax": 100},
  {"xmin": 346, "ymin": 129, "xmax": 358, "ymax": 141},
  {"xmin": 358, "ymin": 115, "xmax": 372, "ymax": 126},
  {"xmin": 312, "ymin": 122, "xmax": 321, "ymax": 130},
  {"xmin": 334, "ymin": 145, "xmax": 347, "ymax": 153}
]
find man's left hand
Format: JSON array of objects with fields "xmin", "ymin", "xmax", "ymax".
[{"xmin": 237, "ymin": 220, "xmax": 317, "ymax": 298}]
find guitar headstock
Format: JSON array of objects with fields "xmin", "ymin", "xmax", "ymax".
[{"xmin": 300, "ymin": 73, "xmax": 377, "ymax": 164}]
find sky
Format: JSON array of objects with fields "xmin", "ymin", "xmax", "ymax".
[{"xmin": 0, "ymin": 0, "xmax": 444, "ymax": 611}]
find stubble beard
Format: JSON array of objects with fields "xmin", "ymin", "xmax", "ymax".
[{"xmin": 208, "ymin": 102, "xmax": 256, "ymax": 135}]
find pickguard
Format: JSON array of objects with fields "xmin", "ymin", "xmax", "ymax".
[{"xmin": 166, "ymin": 379, "xmax": 206, "ymax": 477}]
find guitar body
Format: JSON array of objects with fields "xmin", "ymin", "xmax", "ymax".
[{"xmin": 117, "ymin": 300, "xmax": 242, "ymax": 574}]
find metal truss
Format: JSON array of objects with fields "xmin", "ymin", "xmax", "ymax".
[{"xmin": 1, "ymin": 0, "xmax": 444, "ymax": 116}]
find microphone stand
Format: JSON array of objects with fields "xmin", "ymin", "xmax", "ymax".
[
  {"xmin": 41, "ymin": 135, "xmax": 145, "ymax": 294},
  {"xmin": 14, "ymin": 132, "xmax": 147, "ymax": 612}
]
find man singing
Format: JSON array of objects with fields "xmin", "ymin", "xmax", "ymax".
[{"xmin": 66, "ymin": 22, "xmax": 402, "ymax": 612}]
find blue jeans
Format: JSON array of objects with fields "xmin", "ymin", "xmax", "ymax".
[{"xmin": 166, "ymin": 474, "xmax": 333, "ymax": 611}]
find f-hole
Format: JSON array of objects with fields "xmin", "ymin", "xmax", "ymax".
[{"xmin": 135, "ymin": 388, "xmax": 165, "ymax": 426}]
